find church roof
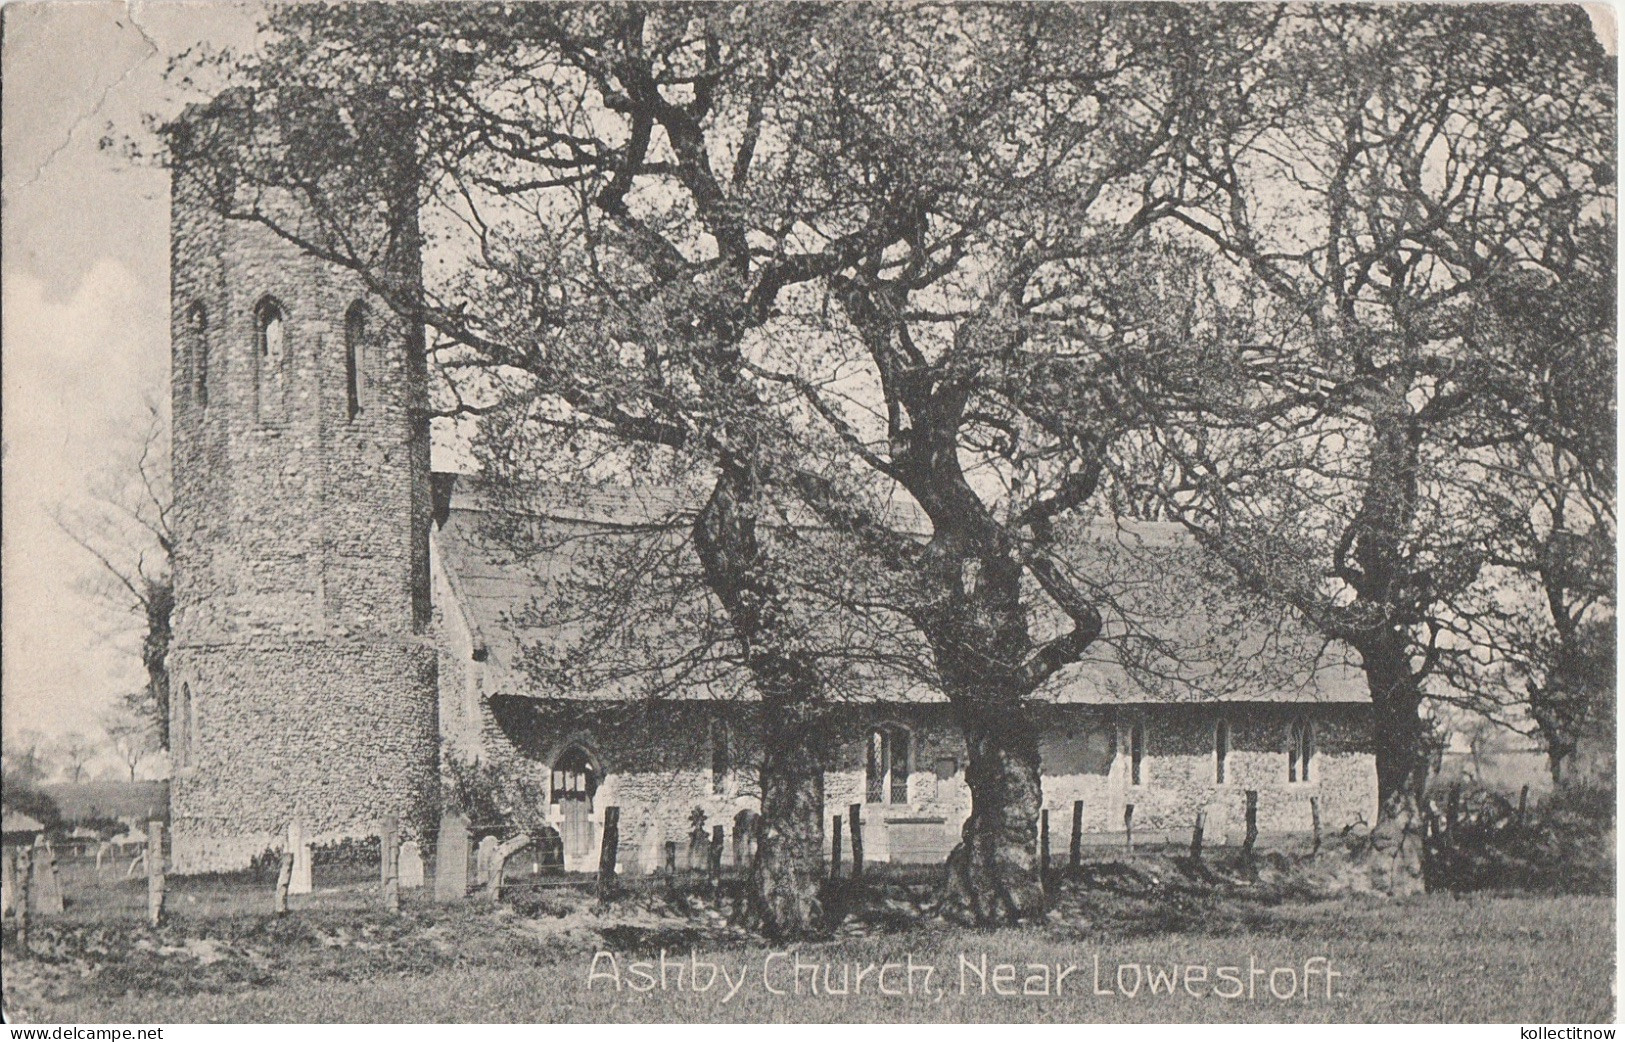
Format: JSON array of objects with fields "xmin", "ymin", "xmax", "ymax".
[{"xmin": 431, "ymin": 474, "xmax": 1370, "ymax": 707}]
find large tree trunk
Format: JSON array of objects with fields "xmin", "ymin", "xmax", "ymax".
[
  {"xmin": 694, "ymin": 466, "xmax": 828, "ymax": 939},
  {"xmin": 943, "ymin": 698, "xmax": 1047, "ymax": 924},
  {"xmin": 749, "ymin": 696, "xmax": 828, "ymax": 939},
  {"xmin": 1361, "ymin": 633, "xmax": 1428, "ymax": 896}
]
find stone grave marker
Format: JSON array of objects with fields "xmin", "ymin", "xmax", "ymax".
[{"xmin": 398, "ymin": 840, "xmax": 424, "ymax": 889}]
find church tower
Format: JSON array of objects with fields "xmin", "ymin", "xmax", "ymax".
[{"xmin": 166, "ymin": 94, "xmax": 438, "ymax": 872}]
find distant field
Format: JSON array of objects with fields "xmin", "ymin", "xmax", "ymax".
[{"xmin": 4, "ymin": 888, "xmax": 1613, "ymax": 1023}]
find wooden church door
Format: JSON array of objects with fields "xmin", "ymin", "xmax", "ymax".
[{"xmin": 551, "ymin": 747, "xmax": 598, "ymax": 870}]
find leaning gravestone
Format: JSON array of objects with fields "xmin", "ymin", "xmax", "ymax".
[
  {"xmin": 398, "ymin": 840, "xmax": 424, "ymax": 889},
  {"xmin": 475, "ymin": 835, "xmax": 499, "ymax": 887},
  {"xmin": 288, "ymin": 822, "xmax": 313, "ymax": 895},
  {"xmin": 434, "ymin": 812, "xmax": 470, "ymax": 903},
  {"xmin": 30, "ymin": 839, "xmax": 64, "ymax": 915}
]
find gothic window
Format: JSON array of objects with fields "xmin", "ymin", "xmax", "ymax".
[
  {"xmin": 1214, "ymin": 717, "xmax": 1231, "ymax": 784},
  {"xmin": 1129, "ymin": 719, "xmax": 1148, "ymax": 787},
  {"xmin": 187, "ymin": 302, "xmax": 209, "ymax": 407},
  {"xmin": 1288, "ymin": 718, "xmax": 1315, "ymax": 783},
  {"xmin": 344, "ymin": 301, "xmax": 367, "ymax": 421},
  {"xmin": 255, "ymin": 297, "xmax": 289, "ymax": 423},
  {"xmin": 711, "ymin": 719, "xmax": 731, "ymax": 795},
  {"xmin": 866, "ymin": 724, "xmax": 910, "ymax": 805}
]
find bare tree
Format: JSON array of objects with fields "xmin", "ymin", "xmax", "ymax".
[
  {"xmin": 102, "ymin": 697, "xmax": 159, "ymax": 782},
  {"xmin": 1132, "ymin": 5, "xmax": 1613, "ymax": 890},
  {"xmin": 2, "ymin": 729, "xmax": 53, "ymax": 789},
  {"xmin": 54, "ymin": 732, "xmax": 99, "ymax": 785},
  {"xmin": 55, "ymin": 403, "xmax": 175, "ymax": 749}
]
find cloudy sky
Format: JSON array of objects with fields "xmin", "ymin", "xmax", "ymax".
[{"xmin": 2, "ymin": 1, "xmax": 260, "ymax": 764}]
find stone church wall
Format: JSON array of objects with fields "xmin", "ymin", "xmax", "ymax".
[{"xmin": 476, "ymin": 698, "xmax": 1376, "ymax": 875}]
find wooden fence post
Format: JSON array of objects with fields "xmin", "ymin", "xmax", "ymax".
[
  {"xmin": 15, "ymin": 846, "xmax": 32, "ymax": 954},
  {"xmin": 848, "ymin": 804, "xmax": 864, "ymax": 879},
  {"xmin": 1191, "ymin": 808, "xmax": 1206, "ymax": 860},
  {"xmin": 380, "ymin": 816, "xmax": 400, "ymax": 913},
  {"xmin": 1309, "ymin": 796, "xmax": 1322, "ymax": 854},
  {"xmin": 146, "ymin": 820, "xmax": 166, "ymax": 928},
  {"xmin": 598, "ymin": 807, "xmax": 621, "ymax": 897},
  {"xmin": 1039, "ymin": 809, "xmax": 1051, "ymax": 887},
  {"xmin": 830, "ymin": 815, "xmax": 843, "ymax": 880},
  {"xmin": 1070, "ymin": 800, "xmax": 1084, "ymax": 869},
  {"xmin": 274, "ymin": 851, "xmax": 294, "ymax": 915},
  {"xmin": 1242, "ymin": 790, "xmax": 1259, "ymax": 859},
  {"xmin": 1123, "ymin": 804, "xmax": 1135, "ymax": 852}
]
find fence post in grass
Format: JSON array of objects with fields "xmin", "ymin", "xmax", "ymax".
[
  {"xmin": 1070, "ymin": 800, "xmax": 1084, "ymax": 870},
  {"xmin": 1242, "ymin": 790, "xmax": 1259, "ymax": 860},
  {"xmin": 597, "ymin": 807, "xmax": 621, "ymax": 898},
  {"xmin": 1123, "ymin": 804, "xmax": 1135, "ymax": 852},
  {"xmin": 831, "ymin": 815, "xmax": 843, "ymax": 880},
  {"xmin": 146, "ymin": 819, "xmax": 166, "ymax": 928},
  {"xmin": 274, "ymin": 850, "xmax": 294, "ymax": 915},
  {"xmin": 15, "ymin": 846, "xmax": 32, "ymax": 954},
  {"xmin": 1191, "ymin": 808, "xmax": 1206, "ymax": 861},
  {"xmin": 1310, "ymin": 796, "xmax": 1322, "ymax": 854},
  {"xmin": 848, "ymin": 804, "xmax": 864, "ymax": 880},
  {"xmin": 379, "ymin": 816, "xmax": 400, "ymax": 913},
  {"xmin": 1039, "ymin": 809, "xmax": 1051, "ymax": 889}
]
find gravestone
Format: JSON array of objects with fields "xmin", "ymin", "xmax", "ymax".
[
  {"xmin": 287, "ymin": 821, "xmax": 313, "ymax": 895},
  {"xmin": 434, "ymin": 812, "xmax": 470, "ymax": 903},
  {"xmin": 476, "ymin": 836, "xmax": 498, "ymax": 886},
  {"xmin": 398, "ymin": 841, "xmax": 424, "ymax": 889},
  {"xmin": 30, "ymin": 839, "xmax": 64, "ymax": 915},
  {"xmin": 1, "ymin": 848, "xmax": 16, "ymax": 915}
]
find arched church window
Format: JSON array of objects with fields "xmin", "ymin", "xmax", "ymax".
[
  {"xmin": 344, "ymin": 301, "xmax": 367, "ymax": 421},
  {"xmin": 866, "ymin": 724, "xmax": 910, "ymax": 805},
  {"xmin": 1214, "ymin": 717, "xmax": 1231, "ymax": 784},
  {"xmin": 1288, "ymin": 718, "xmax": 1315, "ymax": 783},
  {"xmin": 255, "ymin": 297, "xmax": 289, "ymax": 423},
  {"xmin": 711, "ymin": 719, "xmax": 731, "ymax": 795},
  {"xmin": 187, "ymin": 302, "xmax": 209, "ymax": 407},
  {"xmin": 1129, "ymin": 718, "xmax": 1148, "ymax": 787}
]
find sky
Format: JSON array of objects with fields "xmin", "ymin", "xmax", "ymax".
[{"xmin": 2, "ymin": 1, "xmax": 262, "ymax": 770}]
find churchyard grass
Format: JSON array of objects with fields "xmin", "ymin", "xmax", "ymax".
[{"xmin": 3, "ymin": 883, "xmax": 1611, "ymax": 1023}]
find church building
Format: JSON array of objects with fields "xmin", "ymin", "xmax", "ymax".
[{"xmin": 164, "ymin": 105, "xmax": 1379, "ymax": 877}]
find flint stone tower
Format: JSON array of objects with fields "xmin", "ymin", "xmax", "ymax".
[{"xmin": 166, "ymin": 94, "xmax": 438, "ymax": 872}]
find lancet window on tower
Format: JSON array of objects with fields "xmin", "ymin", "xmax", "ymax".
[
  {"xmin": 344, "ymin": 301, "xmax": 367, "ymax": 421},
  {"xmin": 255, "ymin": 297, "xmax": 289, "ymax": 423},
  {"xmin": 187, "ymin": 302, "xmax": 209, "ymax": 408}
]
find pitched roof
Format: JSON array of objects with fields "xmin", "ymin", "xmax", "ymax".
[{"xmin": 433, "ymin": 474, "xmax": 1369, "ymax": 707}]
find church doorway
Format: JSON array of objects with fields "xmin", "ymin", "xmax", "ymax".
[{"xmin": 551, "ymin": 746, "xmax": 599, "ymax": 870}]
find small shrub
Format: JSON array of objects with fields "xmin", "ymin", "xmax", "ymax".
[{"xmin": 1426, "ymin": 781, "xmax": 1615, "ymax": 895}]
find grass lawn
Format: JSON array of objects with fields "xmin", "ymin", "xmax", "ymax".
[{"xmin": 4, "ymin": 890, "xmax": 1613, "ymax": 1023}]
